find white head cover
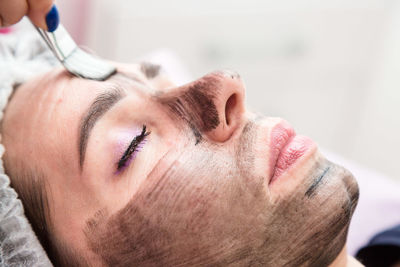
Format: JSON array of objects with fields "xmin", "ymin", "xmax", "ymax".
[{"xmin": 0, "ymin": 18, "xmax": 58, "ymax": 267}]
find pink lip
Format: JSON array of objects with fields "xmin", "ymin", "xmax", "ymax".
[{"xmin": 269, "ymin": 121, "xmax": 314, "ymax": 184}]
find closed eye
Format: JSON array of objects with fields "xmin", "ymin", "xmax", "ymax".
[{"xmin": 117, "ymin": 125, "xmax": 150, "ymax": 172}]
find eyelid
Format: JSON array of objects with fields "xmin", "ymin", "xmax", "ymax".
[{"xmin": 116, "ymin": 125, "xmax": 150, "ymax": 172}]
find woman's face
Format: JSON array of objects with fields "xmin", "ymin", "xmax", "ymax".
[{"xmin": 2, "ymin": 63, "xmax": 359, "ymax": 266}]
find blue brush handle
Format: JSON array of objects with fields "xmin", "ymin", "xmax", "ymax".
[{"xmin": 45, "ymin": 4, "xmax": 60, "ymax": 32}]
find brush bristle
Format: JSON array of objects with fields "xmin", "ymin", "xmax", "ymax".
[{"xmin": 63, "ymin": 48, "xmax": 116, "ymax": 81}]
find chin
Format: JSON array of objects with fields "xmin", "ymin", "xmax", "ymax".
[{"xmin": 256, "ymin": 150, "xmax": 359, "ymax": 266}]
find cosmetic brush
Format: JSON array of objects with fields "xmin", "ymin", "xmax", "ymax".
[{"xmin": 34, "ymin": 6, "xmax": 116, "ymax": 81}]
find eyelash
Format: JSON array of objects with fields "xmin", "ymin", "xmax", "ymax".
[{"xmin": 117, "ymin": 125, "xmax": 150, "ymax": 171}]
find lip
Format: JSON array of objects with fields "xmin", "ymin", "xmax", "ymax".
[{"xmin": 268, "ymin": 121, "xmax": 314, "ymax": 184}]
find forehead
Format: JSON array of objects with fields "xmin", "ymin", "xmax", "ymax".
[
  {"xmin": 20, "ymin": 62, "xmax": 161, "ymax": 119},
  {"xmin": 4, "ymin": 64, "xmax": 162, "ymax": 173},
  {"xmin": 23, "ymin": 61, "xmax": 162, "ymax": 100}
]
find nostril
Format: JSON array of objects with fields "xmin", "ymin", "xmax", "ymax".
[{"xmin": 225, "ymin": 94, "xmax": 237, "ymax": 126}]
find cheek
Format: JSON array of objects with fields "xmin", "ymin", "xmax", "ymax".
[
  {"xmin": 84, "ymin": 138, "xmax": 357, "ymax": 266},
  {"xmin": 135, "ymin": 146, "xmax": 270, "ymax": 241}
]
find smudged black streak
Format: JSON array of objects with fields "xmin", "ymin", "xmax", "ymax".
[
  {"xmin": 83, "ymin": 151, "xmax": 186, "ymax": 266},
  {"xmin": 189, "ymin": 122, "xmax": 203, "ymax": 145},
  {"xmin": 343, "ymin": 169, "xmax": 360, "ymax": 214},
  {"xmin": 299, "ymin": 167, "xmax": 359, "ymax": 267},
  {"xmin": 156, "ymin": 75, "xmax": 220, "ymax": 144},
  {"xmin": 236, "ymin": 121, "xmax": 262, "ymax": 193},
  {"xmin": 83, "ymin": 151, "xmax": 209, "ymax": 266},
  {"xmin": 259, "ymin": 161, "xmax": 359, "ymax": 266},
  {"xmin": 260, "ymin": 196, "xmax": 348, "ymax": 267},
  {"xmin": 140, "ymin": 62, "xmax": 161, "ymax": 79},
  {"xmin": 305, "ymin": 166, "xmax": 331, "ymax": 198},
  {"xmin": 85, "ymin": 202, "xmax": 173, "ymax": 266},
  {"xmin": 236, "ymin": 121, "xmax": 256, "ymax": 168}
]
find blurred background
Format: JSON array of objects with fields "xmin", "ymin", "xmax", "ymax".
[{"xmin": 58, "ymin": 0, "xmax": 399, "ymax": 181}]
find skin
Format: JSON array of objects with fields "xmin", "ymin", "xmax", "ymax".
[
  {"xmin": 2, "ymin": 63, "xmax": 360, "ymax": 266},
  {"xmin": 0, "ymin": 0, "xmax": 53, "ymax": 29}
]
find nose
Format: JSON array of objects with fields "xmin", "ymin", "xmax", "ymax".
[
  {"xmin": 203, "ymin": 70, "xmax": 246, "ymax": 142},
  {"xmin": 159, "ymin": 70, "xmax": 246, "ymax": 143}
]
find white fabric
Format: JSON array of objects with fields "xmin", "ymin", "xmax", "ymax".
[{"xmin": 0, "ymin": 18, "xmax": 56, "ymax": 267}]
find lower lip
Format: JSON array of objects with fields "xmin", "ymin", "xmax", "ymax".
[{"xmin": 270, "ymin": 135, "xmax": 315, "ymax": 184}]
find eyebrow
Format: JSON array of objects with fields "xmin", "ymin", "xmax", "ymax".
[{"xmin": 78, "ymin": 86, "xmax": 125, "ymax": 169}]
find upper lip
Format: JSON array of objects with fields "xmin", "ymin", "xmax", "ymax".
[{"xmin": 268, "ymin": 121, "xmax": 295, "ymax": 183}]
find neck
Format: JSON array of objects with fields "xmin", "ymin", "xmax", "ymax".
[{"xmin": 328, "ymin": 245, "xmax": 364, "ymax": 267}]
